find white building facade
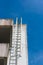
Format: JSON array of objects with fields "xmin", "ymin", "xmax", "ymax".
[{"xmin": 0, "ymin": 18, "xmax": 28, "ymax": 65}]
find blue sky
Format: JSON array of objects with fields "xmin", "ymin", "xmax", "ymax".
[{"xmin": 0, "ymin": 0, "xmax": 43, "ymax": 65}]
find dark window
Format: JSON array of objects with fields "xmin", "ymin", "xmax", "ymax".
[
  {"xmin": 0, "ymin": 58, "xmax": 7, "ymax": 65},
  {"xmin": 0, "ymin": 59, "xmax": 4, "ymax": 65},
  {"xmin": 0, "ymin": 26, "xmax": 12, "ymax": 43}
]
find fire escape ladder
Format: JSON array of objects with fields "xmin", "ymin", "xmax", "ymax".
[{"xmin": 9, "ymin": 18, "xmax": 22, "ymax": 65}]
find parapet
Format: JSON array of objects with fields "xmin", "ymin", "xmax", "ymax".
[{"xmin": 0, "ymin": 19, "xmax": 13, "ymax": 26}]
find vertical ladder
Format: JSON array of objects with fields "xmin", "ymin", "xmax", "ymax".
[
  {"xmin": 9, "ymin": 18, "xmax": 22, "ymax": 65},
  {"xmin": 9, "ymin": 26, "xmax": 16, "ymax": 65},
  {"xmin": 16, "ymin": 21, "xmax": 21, "ymax": 58}
]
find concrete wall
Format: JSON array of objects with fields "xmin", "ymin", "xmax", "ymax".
[
  {"xmin": 7, "ymin": 25, "xmax": 28, "ymax": 65},
  {"xmin": 0, "ymin": 19, "xmax": 13, "ymax": 25},
  {"xmin": 0, "ymin": 44, "xmax": 9, "ymax": 57},
  {"xmin": 17, "ymin": 25, "xmax": 28, "ymax": 65}
]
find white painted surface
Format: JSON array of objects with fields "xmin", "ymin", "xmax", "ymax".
[
  {"xmin": 7, "ymin": 25, "xmax": 28, "ymax": 65},
  {"xmin": 0, "ymin": 44, "xmax": 9, "ymax": 57},
  {"xmin": 17, "ymin": 25, "xmax": 28, "ymax": 65},
  {"xmin": 0, "ymin": 19, "xmax": 13, "ymax": 25}
]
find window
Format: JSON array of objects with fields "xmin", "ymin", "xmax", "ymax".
[
  {"xmin": 0, "ymin": 26, "xmax": 12, "ymax": 43},
  {"xmin": 0, "ymin": 58, "xmax": 7, "ymax": 65}
]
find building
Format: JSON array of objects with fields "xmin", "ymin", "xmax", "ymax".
[{"xmin": 0, "ymin": 18, "xmax": 28, "ymax": 65}]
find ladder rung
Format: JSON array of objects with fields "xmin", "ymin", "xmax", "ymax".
[
  {"xmin": 10, "ymin": 48, "xmax": 14, "ymax": 50},
  {"xmin": 10, "ymin": 59, "xmax": 16, "ymax": 60},
  {"xmin": 16, "ymin": 34, "xmax": 21, "ymax": 35},
  {"xmin": 10, "ymin": 53, "xmax": 15, "ymax": 56},
  {"xmin": 17, "ymin": 49, "xmax": 20, "ymax": 51},
  {"xmin": 16, "ymin": 50, "xmax": 20, "ymax": 52},
  {"xmin": 17, "ymin": 32, "xmax": 21, "ymax": 33},
  {"xmin": 16, "ymin": 35, "xmax": 21, "ymax": 36},
  {"xmin": 10, "ymin": 57, "xmax": 16, "ymax": 58},
  {"xmin": 10, "ymin": 62, "xmax": 16, "ymax": 64},
  {"xmin": 15, "ymin": 41, "xmax": 21, "ymax": 43},
  {"xmin": 16, "ymin": 36, "xmax": 21, "ymax": 37},
  {"xmin": 10, "ymin": 49, "xmax": 15, "ymax": 51},
  {"xmin": 10, "ymin": 61, "xmax": 16, "ymax": 64},
  {"xmin": 16, "ymin": 40, "xmax": 21, "ymax": 41},
  {"xmin": 15, "ymin": 47, "xmax": 20, "ymax": 48},
  {"xmin": 16, "ymin": 36, "xmax": 21, "ymax": 38},
  {"xmin": 16, "ymin": 33, "xmax": 21, "ymax": 35},
  {"xmin": 10, "ymin": 53, "xmax": 15, "ymax": 55},
  {"xmin": 14, "ymin": 43, "xmax": 21, "ymax": 45},
  {"xmin": 17, "ymin": 32, "xmax": 21, "ymax": 34},
  {"xmin": 16, "ymin": 37, "xmax": 21, "ymax": 39},
  {"xmin": 12, "ymin": 42, "xmax": 15, "ymax": 44},
  {"xmin": 16, "ymin": 38, "xmax": 21, "ymax": 40},
  {"xmin": 10, "ymin": 49, "xmax": 14, "ymax": 51},
  {"xmin": 10, "ymin": 63, "xmax": 16, "ymax": 64},
  {"xmin": 16, "ymin": 44, "xmax": 20, "ymax": 46},
  {"xmin": 15, "ymin": 45, "xmax": 19, "ymax": 48},
  {"xmin": 10, "ymin": 57, "xmax": 16, "ymax": 60},
  {"xmin": 10, "ymin": 56, "xmax": 16, "ymax": 58},
  {"xmin": 15, "ymin": 45, "xmax": 20, "ymax": 47},
  {"xmin": 10, "ymin": 64, "xmax": 15, "ymax": 65},
  {"xmin": 9, "ymin": 46, "xmax": 14, "ymax": 49},
  {"xmin": 11, "ymin": 46, "xmax": 15, "ymax": 48},
  {"xmin": 10, "ymin": 51, "xmax": 14, "ymax": 53},
  {"xmin": 17, "ymin": 47, "xmax": 21, "ymax": 49},
  {"xmin": 10, "ymin": 60, "xmax": 16, "ymax": 62},
  {"xmin": 11, "ymin": 44, "xmax": 15, "ymax": 46}
]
